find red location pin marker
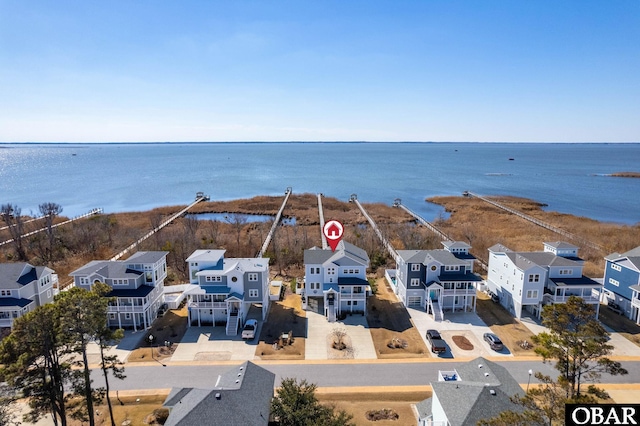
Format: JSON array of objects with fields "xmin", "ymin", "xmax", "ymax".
[{"xmin": 323, "ymin": 220, "xmax": 344, "ymax": 252}]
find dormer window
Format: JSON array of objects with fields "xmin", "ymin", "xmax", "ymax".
[{"xmin": 411, "ymin": 264, "xmax": 420, "ymax": 272}]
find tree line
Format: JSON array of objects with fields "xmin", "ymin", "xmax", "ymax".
[{"xmin": 0, "ymin": 283, "xmax": 125, "ymax": 426}]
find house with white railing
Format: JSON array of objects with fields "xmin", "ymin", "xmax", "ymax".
[
  {"xmin": 303, "ymin": 241, "xmax": 370, "ymax": 322},
  {"xmin": 485, "ymin": 241, "xmax": 601, "ymax": 319},
  {"xmin": 69, "ymin": 251, "xmax": 168, "ymax": 331},
  {"xmin": 413, "ymin": 357, "xmax": 524, "ymax": 425},
  {"xmin": 0, "ymin": 262, "xmax": 57, "ymax": 328},
  {"xmin": 185, "ymin": 250, "xmax": 270, "ymax": 335},
  {"xmin": 601, "ymin": 245, "xmax": 640, "ymax": 324},
  {"xmin": 393, "ymin": 241, "xmax": 482, "ymax": 321}
]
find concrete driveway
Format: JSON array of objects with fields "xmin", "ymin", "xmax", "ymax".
[
  {"xmin": 305, "ymin": 310, "xmax": 377, "ymax": 360},
  {"xmin": 408, "ymin": 307, "xmax": 513, "ymax": 359},
  {"xmin": 170, "ymin": 325, "xmax": 260, "ymax": 362}
]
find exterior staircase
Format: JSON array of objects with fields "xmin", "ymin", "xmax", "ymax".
[
  {"xmin": 427, "ymin": 297, "xmax": 444, "ymax": 322},
  {"xmin": 226, "ymin": 312, "xmax": 239, "ymax": 336}
]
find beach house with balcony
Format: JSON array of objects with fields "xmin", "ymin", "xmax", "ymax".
[
  {"xmin": 602, "ymin": 246, "xmax": 640, "ymax": 324},
  {"xmin": 393, "ymin": 241, "xmax": 482, "ymax": 321},
  {"xmin": 185, "ymin": 249, "xmax": 270, "ymax": 335},
  {"xmin": 69, "ymin": 251, "xmax": 168, "ymax": 331},
  {"xmin": 303, "ymin": 241, "xmax": 370, "ymax": 321},
  {"xmin": 414, "ymin": 357, "xmax": 524, "ymax": 425},
  {"xmin": 485, "ymin": 241, "xmax": 601, "ymax": 319},
  {"xmin": 0, "ymin": 262, "xmax": 57, "ymax": 329}
]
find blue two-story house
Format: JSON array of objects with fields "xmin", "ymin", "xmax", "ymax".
[
  {"xmin": 602, "ymin": 246, "xmax": 640, "ymax": 324},
  {"xmin": 393, "ymin": 241, "xmax": 482, "ymax": 321}
]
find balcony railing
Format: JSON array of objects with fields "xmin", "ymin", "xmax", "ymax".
[
  {"xmin": 544, "ymin": 294, "xmax": 600, "ymax": 304},
  {"xmin": 107, "ymin": 305, "xmax": 146, "ymax": 313},
  {"xmin": 340, "ymin": 292, "xmax": 366, "ymax": 299},
  {"xmin": 441, "ymin": 288, "xmax": 475, "ymax": 296},
  {"xmin": 188, "ymin": 301, "xmax": 227, "ymax": 309},
  {"xmin": 0, "ymin": 318, "xmax": 15, "ymax": 328}
]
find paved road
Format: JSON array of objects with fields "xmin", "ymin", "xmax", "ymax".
[{"xmin": 92, "ymin": 359, "xmax": 640, "ymax": 391}]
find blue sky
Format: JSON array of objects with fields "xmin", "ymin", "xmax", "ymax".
[{"xmin": 1, "ymin": 1, "xmax": 638, "ymax": 142}]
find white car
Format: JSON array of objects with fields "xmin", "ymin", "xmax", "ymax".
[{"xmin": 242, "ymin": 319, "xmax": 258, "ymax": 340}]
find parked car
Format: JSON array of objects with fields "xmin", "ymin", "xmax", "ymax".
[
  {"xmin": 426, "ymin": 329, "xmax": 447, "ymax": 354},
  {"xmin": 483, "ymin": 332, "xmax": 504, "ymax": 351},
  {"xmin": 242, "ymin": 319, "xmax": 258, "ymax": 340},
  {"xmin": 157, "ymin": 303, "xmax": 168, "ymax": 317},
  {"xmin": 487, "ymin": 290, "xmax": 500, "ymax": 303}
]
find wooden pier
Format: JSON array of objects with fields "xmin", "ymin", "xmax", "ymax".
[
  {"xmin": 393, "ymin": 199, "xmax": 488, "ymax": 271},
  {"xmin": 110, "ymin": 193, "xmax": 208, "ymax": 261},
  {"xmin": 0, "ymin": 208, "xmax": 103, "ymax": 247},
  {"xmin": 350, "ymin": 194, "xmax": 400, "ymax": 264},
  {"xmin": 317, "ymin": 193, "xmax": 328, "ymax": 249},
  {"xmin": 464, "ymin": 191, "xmax": 604, "ymax": 252},
  {"xmin": 256, "ymin": 187, "xmax": 292, "ymax": 258}
]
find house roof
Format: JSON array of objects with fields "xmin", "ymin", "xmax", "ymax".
[
  {"xmin": 438, "ymin": 272, "xmax": 484, "ymax": 282},
  {"xmin": 422, "ymin": 357, "xmax": 524, "ymax": 426},
  {"xmin": 544, "ymin": 241, "xmax": 579, "ymax": 250},
  {"xmin": 337, "ymin": 277, "xmax": 370, "ymax": 286},
  {"xmin": 186, "ymin": 249, "xmax": 226, "ymax": 263},
  {"xmin": 107, "ymin": 285, "xmax": 155, "ymax": 298},
  {"xmin": 70, "ymin": 261, "xmax": 144, "ymax": 280},
  {"xmin": 163, "ymin": 361, "xmax": 275, "ymax": 426},
  {"xmin": 397, "ymin": 250, "xmax": 467, "ymax": 266},
  {"xmin": 304, "ymin": 241, "xmax": 369, "ymax": 267},
  {"xmin": 507, "ymin": 252, "xmax": 580, "ymax": 270},
  {"xmin": 549, "ymin": 276, "xmax": 602, "ymax": 287},
  {"xmin": 605, "ymin": 246, "xmax": 640, "ymax": 271},
  {"xmin": 0, "ymin": 263, "xmax": 53, "ymax": 289},
  {"xmin": 0, "ymin": 297, "xmax": 35, "ymax": 308},
  {"xmin": 442, "ymin": 240, "xmax": 471, "ymax": 250},
  {"xmin": 488, "ymin": 244, "xmax": 513, "ymax": 253},
  {"xmin": 125, "ymin": 251, "xmax": 168, "ymax": 264}
]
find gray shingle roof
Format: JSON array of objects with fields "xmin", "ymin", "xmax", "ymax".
[
  {"xmin": 0, "ymin": 263, "xmax": 52, "ymax": 289},
  {"xmin": 418, "ymin": 357, "xmax": 524, "ymax": 426},
  {"xmin": 304, "ymin": 241, "xmax": 369, "ymax": 267},
  {"xmin": 397, "ymin": 249, "xmax": 466, "ymax": 266},
  {"xmin": 163, "ymin": 361, "xmax": 275, "ymax": 426},
  {"xmin": 605, "ymin": 246, "xmax": 640, "ymax": 270},
  {"xmin": 507, "ymin": 252, "xmax": 580, "ymax": 270},
  {"xmin": 126, "ymin": 251, "xmax": 169, "ymax": 264},
  {"xmin": 545, "ymin": 241, "xmax": 578, "ymax": 250}
]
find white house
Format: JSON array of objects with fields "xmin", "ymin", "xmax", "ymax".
[
  {"xmin": 414, "ymin": 357, "xmax": 524, "ymax": 425},
  {"xmin": 0, "ymin": 262, "xmax": 57, "ymax": 329},
  {"xmin": 185, "ymin": 249, "xmax": 270, "ymax": 335},
  {"xmin": 303, "ymin": 240, "xmax": 370, "ymax": 321},
  {"xmin": 485, "ymin": 241, "xmax": 601, "ymax": 319},
  {"xmin": 601, "ymin": 246, "xmax": 640, "ymax": 324},
  {"xmin": 69, "ymin": 251, "xmax": 168, "ymax": 331},
  {"xmin": 392, "ymin": 241, "xmax": 482, "ymax": 321}
]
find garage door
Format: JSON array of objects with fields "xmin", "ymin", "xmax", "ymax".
[{"xmin": 407, "ymin": 296, "xmax": 422, "ymax": 307}]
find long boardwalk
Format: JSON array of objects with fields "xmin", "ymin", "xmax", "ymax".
[
  {"xmin": 256, "ymin": 187, "xmax": 292, "ymax": 258},
  {"xmin": 350, "ymin": 194, "xmax": 400, "ymax": 264},
  {"xmin": 0, "ymin": 208, "xmax": 103, "ymax": 247},
  {"xmin": 393, "ymin": 199, "xmax": 489, "ymax": 271},
  {"xmin": 110, "ymin": 194, "xmax": 208, "ymax": 261},
  {"xmin": 465, "ymin": 191, "xmax": 604, "ymax": 252},
  {"xmin": 317, "ymin": 193, "xmax": 328, "ymax": 249},
  {"xmin": 0, "ymin": 214, "xmax": 46, "ymax": 232}
]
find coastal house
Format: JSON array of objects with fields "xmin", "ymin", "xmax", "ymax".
[
  {"xmin": 0, "ymin": 262, "xmax": 57, "ymax": 329},
  {"xmin": 163, "ymin": 361, "xmax": 275, "ymax": 426},
  {"xmin": 414, "ymin": 357, "xmax": 525, "ymax": 425},
  {"xmin": 485, "ymin": 242, "xmax": 601, "ymax": 319},
  {"xmin": 69, "ymin": 251, "xmax": 168, "ymax": 331},
  {"xmin": 601, "ymin": 246, "xmax": 640, "ymax": 324},
  {"xmin": 303, "ymin": 240, "xmax": 370, "ymax": 321},
  {"xmin": 392, "ymin": 241, "xmax": 482, "ymax": 321},
  {"xmin": 185, "ymin": 249, "xmax": 270, "ymax": 335}
]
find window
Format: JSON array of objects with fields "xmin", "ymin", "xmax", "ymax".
[
  {"xmin": 125, "ymin": 313, "xmax": 131, "ymax": 320},
  {"xmin": 112, "ymin": 279, "xmax": 127, "ymax": 286},
  {"xmin": 526, "ymin": 290, "xmax": 539, "ymax": 299},
  {"xmin": 249, "ymin": 289, "xmax": 259, "ymax": 298},
  {"xmin": 327, "ymin": 268, "xmax": 336, "ymax": 275},
  {"xmin": 80, "ymin": 277, "xmax": 90, "ymax": 285},
  {"xmin": 431, "ymin": 265, "xmax": 437, "ymax": 271},
  {"xmin": 248, "ymin": 273, "xmax": 258, "ymax": 281},
  {"xmin": 109, "ymin": 313, "xmax": 116, "ymax": 320},
  {"xmin": 410, "ymin": 278, "xmax": 420, "ymax": 287},
  {"xmin": 310, "ymin": 283, "xmax": 321, "ymax": 290},
  {"xmin": 609, "ymin": 278, "xmax": 620, "ymax": 287},
  {"xmin": 47, "ymin": 290, "xmax": 51, "ymax": 298},
  {"xmin": 206, "ymin": 276, "xmax": 222, "ymax": 282},
  {"xmin": 612, "ymin": 264, "xmax": 622, "ymax": 272},
  {"xmin": 559, "ymin": 269, "xmax": 573, "ymax": 275},
  {"xmin": 528, "ymin": 274, "xmax": 540, "ymax": 283},
  {"xmin": 411, "ymin": 264, "xmax": 420, "ymax": 272},
  {"xmin": 310, "ymin": 267, "xmax": 320, "ymax": 274},
  {"xmin": 0, "ymin": 290, "xmax": 10, "ymax": 296}
]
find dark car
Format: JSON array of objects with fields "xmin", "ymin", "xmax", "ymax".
[
  {"xmin": 488, "ymin": 290, "xmax": 500, "ymax": 303},
  {"xmin": 157, "ymin": 303, "xmax": 168, "ymax": 317},
  {"xmin": 426, "ymin": 329, "xmax": 447, "ymax": 354},
  {"xmin": 483, "ymin": 332, "xmax": 504, "ymax": 351}
]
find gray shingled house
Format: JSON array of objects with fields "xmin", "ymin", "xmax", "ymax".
[
  {"xmin": 163, "ymin": 361, "xmax": 275, "ymax": 425},
  {"xmin": 0, "ymin": 262, "xmax": 57, "ymax": 328},
  {"xmin": 414, "ymin": 357, "xmax": 525, "ymax": 425}
]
